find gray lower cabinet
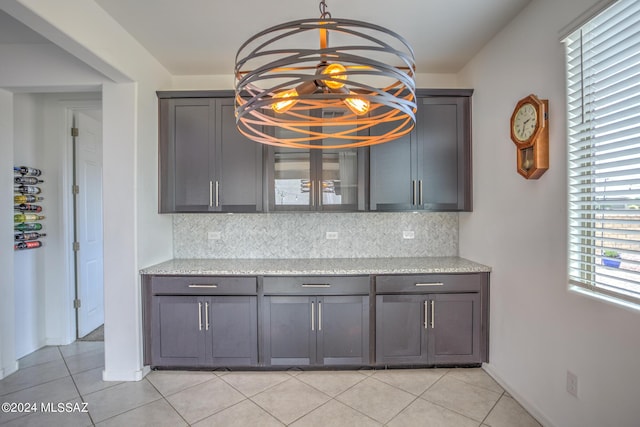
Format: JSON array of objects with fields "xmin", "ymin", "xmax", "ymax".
[
  {"xmin": 152, "ymin": 295, "xmax": 258, "ymax": 367},
  {"xmin": 144, "ymin": 275, "xmax": 259, "ymax": 368},
  {"xmin": 375, "ymin": 273, "xmax": 487, "ymax": 366},
  {"xmin": 262, "ymin": 276, "xmax": 370, "ymax": 366}
]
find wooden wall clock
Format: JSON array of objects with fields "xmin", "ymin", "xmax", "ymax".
[{"xmin": 510, "ymin": 94, "xmax": 549, "ymax": 179}]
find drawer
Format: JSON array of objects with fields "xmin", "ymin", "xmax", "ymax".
[
  {"xmin": 149, "ymin": 276, "xmax": 257, "ymax": 295},
  {"xmin": 375, "ymin": 273, "xmax": 481, "ymax": 294},
  {"xmin": 263, "ymin": 275, "xmax": 370, "ymax": 295}
]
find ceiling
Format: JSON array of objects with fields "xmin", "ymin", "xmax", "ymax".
[{"xmin": 91, "ymin": 0, "xmax": 532, "ymax": 76}]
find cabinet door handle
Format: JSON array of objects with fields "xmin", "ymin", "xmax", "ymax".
[
  {"xmin": 209, "ymin": 181, "xmax": 213, "ymax": 207},
  {"xmin": 415, "ymin": 282, "xmax": 444, "ymax": 287},
  {"xmin": 310, "ymin": 181, "xmax": 315, "ymax": 207},
  {"xmin": 423, "ymin": 300, "xmax": 428, "ymax": 329},
  {"xmin": 301, "ymin": 284, "xmax": 331, "ymax": 288},
  {"xmin": 431, "ymin": 300, "xmax": 435, "ymax": 329},
  {"xmin": 188, "ymin": 284, "xmax": 218, "ymax": 288},
  {"xmin": 412, "ymin": 180, "xmax": 416, "ymax": 205},
  {"xmin": 311, "ymin": 301, "xmax": 315, "ymax": 331},
  {"xmin": 205, "ymin": 301, "xmax": 210, "ymax": 331},
  {"xmin": 419, "ymin": 180, "xmax": 423, "ymax": 205},
  {"xmin": 215, "ymin": 181, "xmax": 220, "ymax": 207},
  {"xmin": 318, "ymin": 301, "xmax": 322, "ymax": 331},
  {"xmin": 198, "ymin": 301, "xmax": 203, "ymax": 331},
  {"xmin": 318, "ymin": 180, "xmax": 322, "ymax": 207}
]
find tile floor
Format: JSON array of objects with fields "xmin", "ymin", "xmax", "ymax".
[{"xmin": 0, "ymin": 342, "xmax": 542, "ymax": 427}]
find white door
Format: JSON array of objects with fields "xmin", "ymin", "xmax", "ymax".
[{"xmin": 75, "ymin": 111, "xmax": 104, "ymax": 337}]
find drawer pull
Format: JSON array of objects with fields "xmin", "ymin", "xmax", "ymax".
[
  {"xmin": 188, "ymin": 284, "xmax": 218, "ymax": 288},
  {"xmin": 301, "ymin": 284, "xmax": 331, "ymax": 288},
  {"xmin": 415, "ymin": 282, "xmax": 444, "ymax": 287}
]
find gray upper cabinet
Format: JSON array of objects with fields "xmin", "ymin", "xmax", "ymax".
[
  {"xmin": 158, "ymin": 94, "xmax": 263, "ymax": 213},
  {"xmin": 265, "ymin": 137, "xmax": 368, "ymax": 212},
  {"xmin": 370, "ymin": 90, "xmax": 472, "ymax": 212}
]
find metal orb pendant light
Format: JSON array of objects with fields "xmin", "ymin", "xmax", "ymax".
[{"xmin": 234, "ymin": 0, "xmax": 416, "ymax": 149}]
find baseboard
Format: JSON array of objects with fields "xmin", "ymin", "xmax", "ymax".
[
  {"xmin": 482, "ymin": 363, "xmax": 557, "ymax": 427},
  {"xmin": 102, "ymin": 365, "xmax": 150, "ymax": 382},
  {"xmin": 0, "ymin": 361, "xmax": 19, "ymax": 380}
]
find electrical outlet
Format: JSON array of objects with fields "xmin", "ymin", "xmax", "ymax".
[
  {"xmin": 566, "ymin": 371, "xmax": 578, "ymax": 397},
  {"xmin": 208, "ymin": 231, "xmax": 221, "ymax": 240},
  {"xmin": 326, "ymin": 231, "xmax": 339, "ymax": 240},
  {"xmin": 403, "ymin": 230, "xmax": 415, "ymax": 239}
]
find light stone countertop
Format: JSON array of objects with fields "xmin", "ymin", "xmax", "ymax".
[{"xmin": 140, "ymin": 257, "xmax": 491, "ymax": 276}]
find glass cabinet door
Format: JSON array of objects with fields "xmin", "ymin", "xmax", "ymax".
[
  {"xmin": 272, "ymin": 148, "xmax": 312, "ymax": 210},
  {"xmin": 267, "ymin": 111, "xmax": 367, "ymax": 211}
]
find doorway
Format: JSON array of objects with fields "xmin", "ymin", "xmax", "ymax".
[{"xmin": 71, "ymin": 109, "xmax": 104, "ymax": 339}]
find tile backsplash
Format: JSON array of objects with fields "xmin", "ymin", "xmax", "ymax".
[{"xmin": 173, "ymin": 212, "xmax": 458, "ymax": 259}]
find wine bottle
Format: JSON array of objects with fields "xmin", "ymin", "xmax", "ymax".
[
  {"xmin": 14, "ymin": 194, "xmax": 43, "ymax": 204},
  {"xmin": 15, "ymin": 166, "xmax": 42, "ymax": 176},
  {"xmin": 14, "ymin": 176, "xmax": 43, "ymax": 185},
  {"xmin": 14, "ymin": 213, "xmax": 45, "ymax": 223},
  {"xmin": 14, "ymin": 241, "xmax": 42, "ymax": 250},
  {"xmin": 14, "ymin": 203, "xmax": 42, "ymax": 213},
  {"xmin": 15, "ymin": 223, "xmax": 43, "ymax": 231},
  {"xmin": 15, "ymin": 232, "xmax": 46, "ymax": 241},
  {"xmin": 15, "ymin": 185, "xmax": 42, "ymax": 194}
]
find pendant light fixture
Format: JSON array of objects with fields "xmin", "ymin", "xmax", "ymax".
[{"xmin": 234, "ymin": 0, "xmax": 416, "ymax": 149}]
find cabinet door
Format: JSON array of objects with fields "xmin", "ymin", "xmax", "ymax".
[
  {"xmin": 317, "ymin": 296, "xmax": 369, "ymax": 365},
  {"xmin": 152, "ymin": 296, "xmax": 206, "ymax": 366},
  {"xmin": 417, "ymin": 97, "xmax": 471, "ymax": 211},
  {"xmin": 216, "ymin": 99, "xmax": 263, "ymax": 212},
  {"xmin": 369, "ymin": 117, "xmax": 417, "ymax": 211},
  {"xmin": 159, "ymin": 98, "xmax": 215, "ymax": 212},
  {"xmin": 263, "ymin": 296, "xmax": 316, "ymax": 365},
  {"xmin": 375, "ymin": 294, "xmax": 428, "ymax": 365},
  {"xmin": 206, "ymin": 296, "xmax": 258, "ymax": 366},
  {"xmin": 266, "ymin": 112, "xmax": 367, "ymax": 212},
  {"xmin": 427, "ymin": 293, "xmax": 480, "ymax": 365}
]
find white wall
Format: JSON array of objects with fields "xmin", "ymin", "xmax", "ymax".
[
  {"xmin": 0, "ymin": 89, "xmax": 17, "ymax": 380},
  {"xmin": 12, "ymin": 93, "xmax": 46, "ymax": 358},
  {"xmin": 1, "ymin": 0, "xmax": 173, "ymax": 381},
  {"xmin": 458, "ymin": 1, "xmax": 640, "ymax": 426}
]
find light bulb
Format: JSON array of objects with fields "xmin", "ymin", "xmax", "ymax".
[
  {"xmin": 344, "ymin": 96, "xmax": 369, "ymax": 115},
  {"xmin": 271, "ymin": 81, "xmax": 318, "ymax": 114},
  {"xmin": 322, "ymin": 63, "xmax": 347, "ymax": 89},
  {"xmin": 271, "ymin": 88, "xmax": 298, "ymax": 113}
]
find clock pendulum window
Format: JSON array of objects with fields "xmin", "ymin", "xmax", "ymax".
[{"xmin": 509, "ymin": 94, "xmax": 549, "ymax": 179}]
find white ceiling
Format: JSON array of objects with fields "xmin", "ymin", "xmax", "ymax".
[{"xmin": 92, "ymin": 0, "xmax": 532, "ymax": 76}]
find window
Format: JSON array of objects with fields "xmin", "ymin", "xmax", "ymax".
[{"xmin": 565, "ymin": 0, "xmax": 640, "ymax": 306}]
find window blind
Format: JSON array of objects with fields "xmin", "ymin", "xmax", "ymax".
[{"xmin": 565, "ymin": 0, "xmax": 640, "ymax": 305}]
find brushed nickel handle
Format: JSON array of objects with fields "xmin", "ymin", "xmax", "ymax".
[
  {"xmin": 301, "ymin": 284, "xmax": 331, "ymax": 288},
  {"xmin": 310, "ymin": 181, "xmax": 315, "ymax": 207},
  {"xmin": 311, "ymin": 301, "xmax": 315, "ymax": 331},
  {"xmin": 215, "ymin": 181, "xmax": 220, "ymax": 207},
  {"xmin": 205, "ymin": 301, "xmax": 210, "ymax": 331},
  {"xmin": 318, "ymin": 180, "xmax": 322, "ymax": 207},
  {"xmin": 415, "ymin": 282, "xmax": 444, "ymax": 287},
  {"xmin": 412, "ymin": 180, "xmax": 416, "ymax": 205},
  {"xmin": 431, "ymin": 300, "xmax": 435, "ymax": 329},
  {"xmin": 198, "ymin": 302, "xmax": 203, "ymax": 331},
  {"xmin": 209, "ymin": 181, "xmax": 213, "ymax": 207},
  {"xmin": 419, "ymin": 180, "xmax": 423, "ymax": 205},
  {"xmin": 188, "ymin": 284, "xmax": 218, "ymax": 288},
  {"xmin": 424, "ymin": 300, "xmax": 428, "ymax": 329},
  {"xmin": 318, "ymin": 301, "xmax": 322, "ymax": 331}
]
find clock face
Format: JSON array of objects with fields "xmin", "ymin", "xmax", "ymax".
[{"xmin": 513, "ymin": 103, "xmax": 538, "ymax": 142}]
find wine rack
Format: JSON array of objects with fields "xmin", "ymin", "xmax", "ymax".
[{"xmin": 14, "ymin": 166, "xmax": 45, "ymax": 250}]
